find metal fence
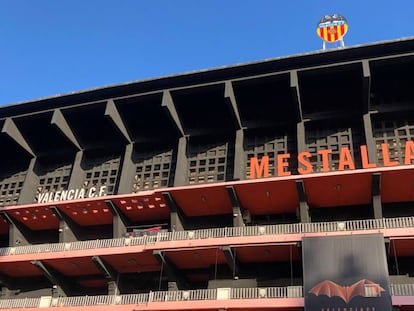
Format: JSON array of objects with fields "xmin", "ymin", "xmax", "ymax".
[
  {"xmin": 230, "ymin": 286, "xmax": 302, "ymax": 299},
  {"xmin": 0, "ymin": 298, "xmax": 40, "ymax": 309},
  {"xmin": 391, "ymin": 283, "xmax": 414, "ymax": 296},
  {"xmin": 1, "ymin": 216, "xmax": 414, "ymax": 256},
  {"xmin": 0, "ymin": 284, "xmax": 412, "ymax": 309}
]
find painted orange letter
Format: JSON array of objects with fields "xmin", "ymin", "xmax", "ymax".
[
  {"xmin": 249, "ymin": 156, "xmax": 269, "ymax": 179},
  {"xmin": 277, "ymin": 153, "xmax": 291, "ymax": 177},
  {"xmin": 338, "ymin": 147, "xmax": 355, "ymax": 171},
  {"xmin": 297, "ymin": 151, "xmax": 313, "ymax": 175},
  {"xmin": 404, "ymin": 140, "xmax": 414, "ymax": 165},
  {"xmin": 317, "ymin": 149, "xmax": 333, "ymax": 173},
  {"xmin": 360, "ymin": 145, "xmax": 376, "ymax": 169},
  {"xmin": 381, "ymin": 143, "xmax": 398, "ymax": 166}
]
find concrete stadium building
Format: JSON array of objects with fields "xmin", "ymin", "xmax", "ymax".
[{"xmin": 0, "ymin": 37, "xmax": 413, "ymax": 311}]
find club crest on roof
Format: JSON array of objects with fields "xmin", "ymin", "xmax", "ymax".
[{"xmin": 316, "ymin": 14, "xmax": 348, "ymax": 49}]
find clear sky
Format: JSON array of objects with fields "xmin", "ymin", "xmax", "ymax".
[{"xmin": 1, "ymin": 0, "xmax": 413, "ymax": 106}]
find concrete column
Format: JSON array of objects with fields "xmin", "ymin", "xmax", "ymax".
[
  {"xmin": 372, "ymin": 173, "xmax": 383, "ymax": 219},
  {"xmin": 162, "ymin": 192, "xmax": 185, "ymax": 231},
  {"xmin": 68, "ymin": 150, "xmax": 85, "ymax": 190},
  {"xmin": 50, "ymin": 206, "xmax": 80, "ymax": 243},
  {"xmin": 295, "ymin": 180, "xmax": 310, "ymax": 223},
  {"xmin": 363, "ymin": 113, "xmax": 378, "ymax": 164},
  {"xmin": 106, "ymin": 199, "xmax": 129, "ymax": 238},
  {"xmin": 3, "ymin": 213, "xmax": 31, "ymax": 246},
  {"xmin": 117, "ymin": 144, "xmax": 135, "ymax": 194},
  {"xmin": 17, "ymin": 157, "xmax": 39, "ymax": 205},
  {"xmin": 233, "ymin": 129, "xmax": 245, "ymax": 181},
  {"xmin": 173, "ymin": 137, "xmax": 188, "ymax": 187},
  {"xmin": 297, "ymin": 121, "xmax": 306, "ymax": 153}
]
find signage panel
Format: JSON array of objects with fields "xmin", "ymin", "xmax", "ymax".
[
  {"xmin": 302, "ymin": 234, "xmax": 392, "ymax": 311},
  {"xmin": 249, "ymin": 141, "xmax": 414, "ymax": 179},
  {"xmin": 37, "ymin": 186, "xmax": 107, "ymax": 204}
]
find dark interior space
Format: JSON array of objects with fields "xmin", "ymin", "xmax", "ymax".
[
  {"xmin": 383, "ymin": 202, "xmax": 414, "ymax": 218},
  {"xmin": 171, "ymin": 84, "xmax": 239, "ymax": 136},
  {"xmin": 298, "ymin": 63, "xmax": 364, "ymax": 118},
  {"xmin": 250, "ymin": 213, "xmax": 299, "ymax": 226},
  {"xmin": 0, "ymin": 126, "xmax": 32, "ymax": 201},
  {"xmin": 388, "ymin": 256, "xmax": 414, "ymax": 277},
  {"xmin": 2, "ymin": 276, "xmax": 53, "ymax": 299},
  {"xmin": 62, "ymin": 103, "xmax": 128, "ymax": 150},
  {"xmin": 116, "ymin": 93, "xmax": 181, "ymax": 144},
  {"xmin": 310, "ymin": 204, "xmax": 373, "ymax": 222},
  {"xmin": 13, "ymin": 112, "xmax": 78, "ymax": 158},
  {"xmin": 370, "ymin": 55, "xmax": 414, "ymax": 109},
  {"xmin": 183, "ymin": 214, "xmax": 233, "ymax": 230},
  {"xmin": 232, "ymin": 73, "xmax": 298, "ymax": 128}
]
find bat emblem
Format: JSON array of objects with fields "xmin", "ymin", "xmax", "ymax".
[{"xmin": 309, "ymin": 279, "xmax": 385, "ymax": 303}]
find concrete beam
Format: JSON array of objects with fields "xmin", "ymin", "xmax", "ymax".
[
  {"xmin": 51, "ymin": 109, "xmax": 82, "ymax": 150},
  {"xmin": 290, "ymin": 70, "xmax": 303, "ymax": 122},
  {"xmin": 362, "ymin": 60, "xmax": 371, "ymax": 113},
  {"xmin": 105, "ymin": 99, "xmax": 132, "ymax": 143},
  {"xmin": 162, "ymin": 91, "xmax": 188, "ymax": 187},
  {"xmin": 222, "ymin": 246, "xmax": 240, "ymax": 277},
  {"xmin": 31, "ymin": 260, "xmax": 72, "ymax": 297},
  {"xmin": 224, "ymin": 81, "xmax": 242, "ymax": 129},
  {"xmin": 295, "ymin": 180, "xmax": 310, "ymax": 223},
  {"xmin": 372, "ymin": 172, "xmax": 383, "ymax": 219},
  {"xmin": 162, "ymin": 90, "xmax": 185, "ymax": 137},
  {"xmin": 162, "ymin": 191, "xmax": 185, "ymax": 231},
  {"xmin": 92, "ymin": 256, "xmax": 118, "ymax": 280},
  {"xmin": 1, "ymin": 118, "xmax": 34, "ymax": 157},
  {"xmin": 1, "ymin": 211, "xmax": 32, "ymax": 246},
  {"xmin": 224, "ymin": 82, "xmax": 244, "ymax": 182},
  {"xmin": 105, "ymin": 199, "xmax": 129, "ymax": 238},
  {"xmin": 153, "ymin": 250, "xmax": 188, "ymax": 289},
  {"xmin": 50, "ymin": 206, "xmax": 80, "ymax": 243},
  {"xmin": 225, "ymin": 186, "xmax": 245, "ymax": 227}
]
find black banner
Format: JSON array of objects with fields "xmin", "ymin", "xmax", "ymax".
[{"xmin": 302, "ymin": 234, "xmax": 392, "ymax": 311}]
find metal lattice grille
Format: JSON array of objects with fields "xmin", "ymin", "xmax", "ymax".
[
  {"xmin": 84, "ymin": 156, "xmax": 121, "ymax": 195},
  {"xmin": 306, "ymin": 126, "xmax": 363, "ymax": 172},
  {"xmin": 0, "ymin": 171, "xmax": 26, "ymax": 207},
  {"xmin": 245, "ymin": 133, "xmax": 295, "ymax": 178},
  {"xmin": 373, "ymin": 119, "xmax": 414, "ymax": 165},
  {"xmin": 132, "ymin": 149, "xmax": 175, "ymax": 192},
  {"xmin": 188, "ymin": 142, "xmax": 232, "ymax": 184}
]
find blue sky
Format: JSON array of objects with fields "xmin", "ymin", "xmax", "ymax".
[{"xmin": 1, "ymin": 1, "xmax": 413, "ymax": 106}]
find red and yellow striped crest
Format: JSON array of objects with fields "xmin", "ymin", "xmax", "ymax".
[{"xmin": 317, "ymin": 23, "xmax": 348, "ymax": 42}]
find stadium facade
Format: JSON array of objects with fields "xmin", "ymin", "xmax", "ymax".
[{"xmin": 0, "ymin": 38, "xmax": 414, "ymax": 311}]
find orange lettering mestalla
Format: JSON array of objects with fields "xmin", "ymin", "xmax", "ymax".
[
  {"xmin": 381, "ymin": 143, "xmax": 399, "ymax": 166},
  {"xmin": 249, "ymin": 156, "xmax": 269, "ymax": 179},
  {"xmin": 404, "ymin": 140, "xmax": 414, "ymax": 165},
  {"xmin": 360, "ymin": 145, "xmax": 376, "ymax": 168},
  {"xmin": 297, "ymin": 151, "xmax": 313, "ymax": 174},
  {"xmin": 338, "ymin": 147, "xmax": 355, "ymax": 171},
  {"xmin": 277, "ymin": 153, "xmax": 291, "ymax": 177},
  {"xmin": 317, "ymin": 149, "xmax": 333, "ymax": 172}
]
